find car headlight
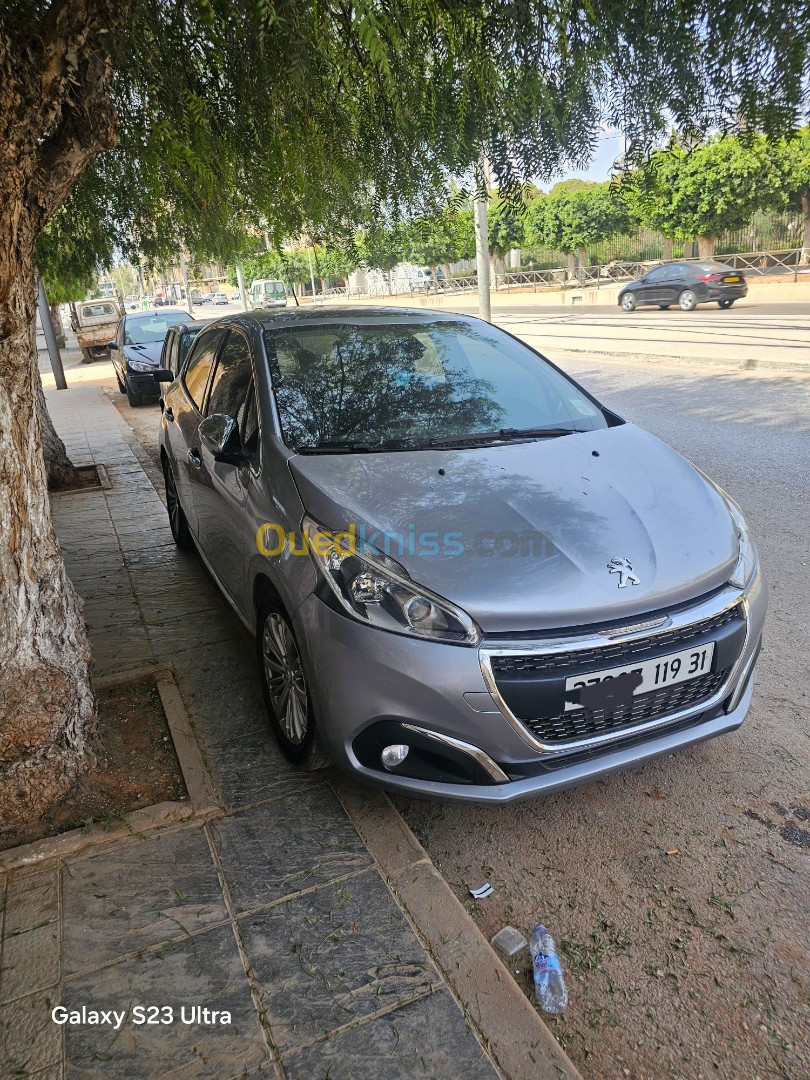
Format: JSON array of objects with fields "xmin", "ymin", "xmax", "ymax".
[
  {"xmin": 725, "ymin": 496, "xmax": 756, "ymax": 589},
  {"xmin": 127, "ymin": 358, "xmax": 155, "ymax": 373},
  {"xmin": 303, "ymin": 516, "xmax": 480, "ymax": 645}
]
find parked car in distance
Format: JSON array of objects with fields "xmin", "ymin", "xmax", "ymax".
[
  {"xmin": 618, "ymin": 261, "xmax": 747, "ymax": 311},
  {"xmin": 213, "ymin": 292, "xmax": 229, "ymax": 305},
  {"xmin": 158, "ymin": 320, "xmax": 208, "ymax": 381},
  {"xmin": 156, "ymin": 307, "xmax": 765, "ymax": 803},
  {"xmin": 110, "ymin": 308, "xmax": 190, "ymax": 406},
  {"xmin": 249, "ymin": 278, "xmax": 287, "ymax": 308}
]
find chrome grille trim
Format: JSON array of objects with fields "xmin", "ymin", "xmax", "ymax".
[{"xmin": 480, "ymin": 585, "xmax": 752, "ymax": 756}]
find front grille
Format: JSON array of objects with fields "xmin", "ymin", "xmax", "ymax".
[
  {"xmin": 521, "ymin": 669, "xmax": 727, "ymax": 746},
  {"xmin": 490, "ymin": 606, "xmax": 740, "ymax": 676}
]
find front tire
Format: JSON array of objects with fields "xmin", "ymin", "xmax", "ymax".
[
  {"xmin": 125, "ymin": 381, "xmax": 143, "ymax": 407},
  {"xmin": 257, "ymin": 603, "xmax": 327, "ymax": 770},
  {"xmin": 718, "ymin": 298, "xmax": 734, "ymax": 308},
  {"xmin": 621, "ymin": 292, "xmax": 637, "ymax": 312},
  {"xmin": 163, "ymin": 457, "xmax": 193, "ymax": 549},
  {"xmin": 678, "ymin": 289, "xmax": 698, "ymax": 311}
]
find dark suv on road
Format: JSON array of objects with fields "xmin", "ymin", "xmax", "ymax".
[{"xmin": 619, "ymin": 261, "xmax": 747, "ymax": 312}]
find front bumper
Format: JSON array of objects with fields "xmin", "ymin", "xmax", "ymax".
[
  {"xmin": 293, "ymin": 561, "xmax": 766, "ymax": 802},
  {"xmin": 126, "ymin": 369, "xmax": 161, "ymax": 396}
]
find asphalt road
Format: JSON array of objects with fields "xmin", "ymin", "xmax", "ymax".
[{"xmin": 395, "ymin": 356, "xmax": 810, "ymax": 1080}]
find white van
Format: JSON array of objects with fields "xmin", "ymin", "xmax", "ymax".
[{"xmin": 250, "ymin": 279, "xmax": 287, "ymax": 309}]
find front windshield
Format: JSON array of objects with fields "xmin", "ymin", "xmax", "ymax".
[
  {"xmin": 124, "ymin": 312, "xmax": 188, "ymax": 344},
  {"xmin": 264, "ymin": 319, "xmax": 607, "ymax": 451}
]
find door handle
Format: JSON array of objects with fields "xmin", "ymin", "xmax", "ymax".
[
  {"xmin": 188, "ymin": 447, "xmax": 202, "ymax": 468},
  {"xmin": 164, "ymin": 406, "xmax": 174, "ymax": 421}
]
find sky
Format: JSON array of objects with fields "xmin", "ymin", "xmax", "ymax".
[{"xmin": 543, "ymin": 129, "xmax": 625, "ymax": 188}]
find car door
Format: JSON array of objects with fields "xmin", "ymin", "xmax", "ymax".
[
  {"xmin": 166, "ymin": 326, "xmax": 227, "ymax": 536},
  {"xmin": 659, "ymin": 264, "xmax": 685, "ymax": 305},
  {"xmin": 192, "ymin": 327, "xmax": 257, "ymax": 614},
  {"xmin": 638, "ymin": 266, "xmax": 667, "ymax": 304}
]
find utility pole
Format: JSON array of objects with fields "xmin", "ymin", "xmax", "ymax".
[
  {"xmin": 474, "ymin": 153, "xmax": 491, "ymax": 322},
  {"xmin": 306, "ymin": 245, "xmax": 317, "ymax": 303},
  {"xmin": 36, "ymin": 274, "xmax": 67, "ymax": 390},
  {"xmin": 236, "ymin": 264, "xmax": 249, "ymax": 311},
  {"xmin": 179, "ymin": 252, "xmax": 194, "ymax": 315}
]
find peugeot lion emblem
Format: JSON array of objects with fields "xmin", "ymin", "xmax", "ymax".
[{"xmin": 607, "ymin": 557, "xmax": 640, "ymax": 588}]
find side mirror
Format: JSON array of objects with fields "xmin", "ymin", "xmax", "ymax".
[
  {"xmin": 199, "ymin": 413, "xmax": 245, "ymax": 464},
  {"xmin": 152, "ymin": 369, "xmax": 175, "ymax": 383},
  {"xmin": 108, "ymin": 341, "xmax": 118, "ymax": 350}
]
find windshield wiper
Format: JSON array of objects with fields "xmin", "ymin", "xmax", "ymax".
[
  {"xmin": 427, "ymin": 426, "xmax": 578, "ymax": 448},
  {"xmin": 297, "ymin": 440, "xmax": 378, "ymax": 454}
]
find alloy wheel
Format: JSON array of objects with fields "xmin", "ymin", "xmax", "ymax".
[
  {"xmin": 165, "ymin": 463, "xmax": 182, "ymax": 538},
  {"xmin": 679, "ymin": 289, "xmax": 697, "ymax": 311},
  {"xmin": 262, "ymin": 613, "xmax": 309, "ymax": 746},
  {"xmin": 621, "ymin": 292, "xmax": 636, "ymax": 311}
]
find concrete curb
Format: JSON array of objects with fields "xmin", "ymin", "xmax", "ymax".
[
  {"xmin": 549, "ymin": 346, "xmax": 810, "ymax": 375},
  {"xmin": 0, "ymin": 668, "xmax": 221, "ymax": 872},
  {"xmin": 333, "ymin": 781, "xmax": 582, "ymax": 1080}
]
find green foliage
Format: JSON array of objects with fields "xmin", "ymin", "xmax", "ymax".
[
  {"xmin": 404, "ymin": 210, "xmax": 475, "ymax": 266},
  {"xmin": 621, "ymin": 134, "xmax": 786, "ymax": 240},
  {"xmin": 14, "ymin": 0, "xmax": 810, "ymax": 298},
  {"xmin": 487, "ymin": 199, "xmax": 526, "ymax": 256},
  {"xmin": 524, "ymin": 183, "xmax": 630, "ymax": 255},
  {"xmin": 777, "ymin": 127, "xmax": 810, "ymax": 211}
]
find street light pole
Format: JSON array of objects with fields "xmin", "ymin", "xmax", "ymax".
[
  {"xmin": 236, "ymin": 264, "xmax": 249, "ymax": 311},
  {"xmin": 36, "ymin": 273, "xmax": 67, "ymax": 390},
  {"xmin": 306, "ymin": 245, "xmax": 317, "ymax": 303},
  {"xmin": 179, "ymin": 252, "xmax": 194, "ymax": 315},
  {"xmin": 474, "ymin": 154, "xmax": 491, "ymax": 322}
]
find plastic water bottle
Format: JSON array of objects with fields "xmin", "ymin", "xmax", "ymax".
[{"xmin": 529, "ymin": 925, "xmax": 568, "ymax": 1013}]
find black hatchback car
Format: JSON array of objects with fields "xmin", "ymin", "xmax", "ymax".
[{"xmin": 618, "ymin": 261, "xmax": 747, "ymax": 312}]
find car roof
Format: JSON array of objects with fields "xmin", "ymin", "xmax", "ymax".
[
  {"xmin": 220, "ymin": 306, "xmax": 485, "ymax": 330},
  {"xmin": 125, "ymin": 308, "xmax": 190, "ymax": 319}
]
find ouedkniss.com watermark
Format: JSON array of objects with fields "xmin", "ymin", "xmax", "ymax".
[{"xmin": 256, "ymin": 522, "xmax": 555, "ymax": 559}]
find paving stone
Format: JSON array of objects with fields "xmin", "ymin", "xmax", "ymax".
[
  {"xmin": 0, "ymin": 920, "xmax": 60, "ymax": 1004},
  {"xmin": 4, "ymin": 868, "xmax": 59, "ymax": 935},
  {"xmin": 210, "ymin": 789, "xmax": 372, "ymax": 913},
  {"xmin": 63, "ymin": 922, "xmax": 268, "ymax": 1078},
  {"xmin": 282, "ymin": 987, "xmax": 498, "ymax": 1080},
  {"xmin": 0, "ymin": 989, "xmax": 62, "ymax": 1075},
  {"xmin": 206, "ymin": 732, "xmax": 315, "ymax": 809},
  {"xmin": 241, "ymin": 868, "xmax": 436, "ymax": 1053},
  {"xmin": 62, "ymin": 827, "xmax": 226, "ymax": 976}
]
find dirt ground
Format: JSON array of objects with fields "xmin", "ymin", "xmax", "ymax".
[{"xmin": 2, "ymin": 677, "xmax": 187, "ymax": 851}]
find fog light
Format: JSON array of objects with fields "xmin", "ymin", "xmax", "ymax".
[{"xmin": 381, "ymin": 744, "xmax": 409, "ymax": 768}]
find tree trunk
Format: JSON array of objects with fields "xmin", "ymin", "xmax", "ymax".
[
  {"xmin": 800, "ymin": 192, "xmax": 810, "ymax": 265},
  {"xmin": 566, "ymin": 251, "xmax": 576, "ymax": 278},
  {"xmin": 0, "ymin": 253, "xmax": 95, "ymax": 832},
  {"xmin": 49, "ymin": 302, "xmax": 66, "ymax": 349},
  {"xmin": 662, "ymin": 237, "xmax": 673, "ymax": 262},
  {"xmin": 578, "ymin": 244, "xmax": 587, "ymax": 268},
  {"xmin": 697, "ymin": 237, "xmax": 716, "ymax": 259},
  {"xmin": 37, "ymin": 372, "xmax": 80, "ymax": 491}
]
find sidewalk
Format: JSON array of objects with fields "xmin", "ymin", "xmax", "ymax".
[{"xmin": 0, "ymin": 386, "xmax": 577, "ymax": 1079}]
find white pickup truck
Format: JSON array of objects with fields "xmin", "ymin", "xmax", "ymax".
[{"xmin": 69, "ymin": 297, "xmax": 122, "ymax": 363}]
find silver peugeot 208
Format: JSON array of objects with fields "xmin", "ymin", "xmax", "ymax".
[{"xmin": 157, "ymin": 308, "xmax": 766, "ymax": 803}]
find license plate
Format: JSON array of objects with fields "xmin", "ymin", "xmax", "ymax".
[
  {"xmin": 564, "ymin": 642, "xmax": 715, "ymax": 711},
  {"xmin": 723, "ymin": 276, "xmax": 741, "ymax": 283}
]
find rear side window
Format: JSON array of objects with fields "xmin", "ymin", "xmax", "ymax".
[
  {"xmin": 183, "ymin": 328, "xmax": 226, "ymax": 410},
  {"xmin": 206, "ymin": 331, "xmax": 254, "ymax": 419},
  {"xmin": 81, "ymin": 302, "xmax": 116, "ymax": 318}
]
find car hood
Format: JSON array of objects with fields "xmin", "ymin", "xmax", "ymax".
[
  {"xmin": 122, "ymin": 342, "xmax": 163, "ymax": 365},
  {"xmin": 288, "ymin": 425, "xmax": 739, "ymax": 633}
]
